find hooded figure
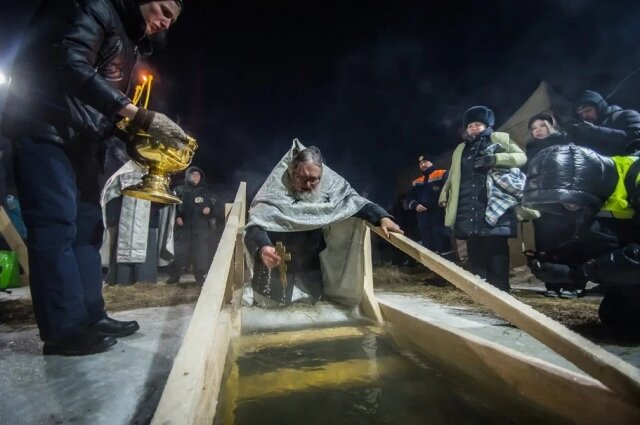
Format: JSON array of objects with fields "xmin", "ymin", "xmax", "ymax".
[
  {"xmin": 244, "ymin": 139, "xmax": 402, "ymax": 307},
  {"xmin": 523, "ymin": 145, "xmax": 640, "ymax": 329},
  {"xmin": 167, "ymin": 166, "xmax": 215, "ymax": 285},
  {"xmin": 570, "ymin": 90, "xmax": 640, "ymax": 156}
]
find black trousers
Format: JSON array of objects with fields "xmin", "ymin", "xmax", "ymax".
[
  {"xmin": 15, "ymin": 137, "xmax": 106, "ymax": 341},
  {"xmin": 171, "ymin": 227, "xmax": 210, "ymax": 281},
  {"xmin": 466, "ymin": 236, "xmax": 511, "ymax": 292}
]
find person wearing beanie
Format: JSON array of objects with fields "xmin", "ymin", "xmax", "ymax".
[
  {"xmin": 438, "ymin": 106, "xmax": 526, "ymax": 292},
  {"xmin": 404, "ymin": 155, "xmax": 454, "ymax": 266},
  {"xmin": 1, "ymin": 0, "xmax": 186, "ymax": 356},
  {"xmin": 571, "ymin": 90, "xmax": 640, "ymax": 156}
]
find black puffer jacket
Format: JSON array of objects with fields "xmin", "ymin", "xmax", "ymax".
[
  {"xmin": 523, "ymin": 145, "xmax": 618, "ymax": 215},
  {"xmin": 525, "ymin": 132, "xmax": 569, "ymax": 166},
  {"xmin": 1, "ymin": 0, "xmax": 149, "ymax": 144},
  {"xmin": 570, "ymin": 92, "xmax": 640, "ymax": 156},
  {"xmin": 454, "ymin": 129, "xmax": 517, "ymax": 238}
]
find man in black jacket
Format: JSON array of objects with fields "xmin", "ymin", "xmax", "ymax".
[
  {"xmin": 571, "ymin": 90, "xmax": 640, "ymax": 156},
  {"xmin": 167, "ymin": 167, "xmax": 214, "ymax": 285},
  {"xmin": 1, "ymin": 0, "xmax": 187, "ymax": 355}
]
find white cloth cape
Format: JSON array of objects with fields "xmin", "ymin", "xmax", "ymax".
[{"xmin": 245, "ymin": 139, "xmax": 371, "ymax": 306}]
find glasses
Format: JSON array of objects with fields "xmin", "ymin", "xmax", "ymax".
[{"xmin": 292, "ymin": 172, "xmax": 321, "ymax": 185}]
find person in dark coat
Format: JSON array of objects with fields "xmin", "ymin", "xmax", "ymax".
[
  {"xmin": 168, "ymin": 166, "xmax": 215, "ymax": 285},
  {"xmin": 404, "ymin": 155, "xmax": 453, "ymax": 259},
  {"xmin": 525, "ymin": 113, "xmax": 577, "ymax": 298},
  {"xmin": 1, "ymin": 0, "xmax": 187, "ymax": 356},
  {"xmin": 439, "ymin": 106, "xmax": 527, "ymax": 292},
  {"xmin": 570, "ymin": 90, "xmax": 640, "ymax": 156},
  {"xmin": 523, "ymin": 145, "xmax": 640, "ymax": 330}
]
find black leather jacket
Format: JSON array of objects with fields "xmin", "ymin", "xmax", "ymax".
[{"xmin": 2, "ymin": 0, "xmax": 150, "ymax": 144}]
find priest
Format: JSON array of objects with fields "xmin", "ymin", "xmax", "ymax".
[{"xmin": 244, "ymin": 140, "xmax": 402, "ymax": 307}]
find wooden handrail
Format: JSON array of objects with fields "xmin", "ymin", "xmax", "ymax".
[
  {"xmin": 152, "ymin": 182, "xmax": 246, "ymax": 425},
  {"xmin": 367, "ymin": 223, "xmax": 640, "ymax": 404}
]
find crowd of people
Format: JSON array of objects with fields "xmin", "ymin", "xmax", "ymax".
[
  {"xmin": 395, "ymin": 94, "xmax": 639, "ymax": 330},
  {"xmin": 1, "ymin": 0, "xmax": 638, "ymax": 357}
]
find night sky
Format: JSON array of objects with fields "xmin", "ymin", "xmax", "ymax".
[{"xmin": 2, "ymin": 0, "xmax": 640, "ymax": 206}]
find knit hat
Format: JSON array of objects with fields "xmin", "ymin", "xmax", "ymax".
[
  {"xmin": 462, "ymin": 106, "xmax": 495, "ymax": 128},
  {"xmin": 527, "ymin": 113, "xmax": 557, "ymax": 130},
  {"xmin": 417, "ymin": 155, "xmax": 430, "ymax": 162},
  {"xmin": 575, "ymin": 90, "xmax": 607, "ymax": 117}
]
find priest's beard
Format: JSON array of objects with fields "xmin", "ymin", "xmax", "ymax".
[{"xmin": 293, "ymin": 188, "xmax": 323, "ymax": 203}]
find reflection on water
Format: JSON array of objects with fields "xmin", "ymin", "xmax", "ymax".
[{"xmin": 214, "ymin": 326, "xmax": 569, "ymax": 425}]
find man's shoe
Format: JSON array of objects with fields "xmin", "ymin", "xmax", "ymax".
[
  {"xmin": 543, "ymin": 290, "xmax": 560, "ymax": 298},
  {"xmin": 166, "ymin": 276, "xmax": 180, "ymax": 285},
  {"xmin": 43, "ymin": 328, "xmax": 117, "ymax": 356},
  {"xmin": 90, "ymin": 317, "xmax": 140, "ymax": 338}
]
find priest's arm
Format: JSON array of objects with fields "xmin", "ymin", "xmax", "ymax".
[{"xmin": 245, "ymin": 202, "xmax": 402, "ymax": 268}]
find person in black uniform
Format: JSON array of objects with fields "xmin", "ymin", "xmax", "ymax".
[{"xmin": 167, "ymin": 166, "xmax": 215, "ymax": 285}]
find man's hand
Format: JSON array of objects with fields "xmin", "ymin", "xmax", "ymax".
[
  {"xmin": 176, "ymin": 217, "xmax": 184, "ymax": 227},
  {"xmin": 129, "ymin": 107, "xmax": 187, "ymax": 149},
  {"xmin": 260, "ymin": 246, "xmax": 282, "ymax": 269},
  {"xmin": 473, "ymin": 154, "xmax": 496, "ymax": 169},
  {"xmin": 203, "ymin": 207, "xmax": 211, "ymax": 215},
  {"xmin": 416, "ymin": 204, "xmax": 427, "ymax": 212},
  {"xmin": 439, "ymin": 200, "xmax": 447, "ymax": 207},
  {"xmin": 571, "ymin": 121, "xmax": 597, "ymax": 140},
  {"xmin": 379, "ymin": 217, "xmax": 404, "ymax": 239},
  {"xmin": 147, "ymin": 112, "xmax": 188, "ymax": 149}
]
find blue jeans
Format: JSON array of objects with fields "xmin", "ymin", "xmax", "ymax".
[{"xmin": 15, "ymin": 137, "xmax": 106, "ymax": 341}]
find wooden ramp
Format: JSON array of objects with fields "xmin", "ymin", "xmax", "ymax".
[{"xmin": 151, "ymin": 183, "xmax": 640, "ymax": 424}]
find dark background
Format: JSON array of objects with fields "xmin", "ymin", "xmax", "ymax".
[{"xmin": 1, "ymin": 0, "xmax": 640, "ymax": 206}]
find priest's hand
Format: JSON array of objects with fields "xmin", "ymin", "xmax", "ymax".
[
  {"xmin": 379, "ymin": 217, "xmax": 403, "ymax": 239},
  {"xmin": 260, "ymin": 246, "xmax": 282, "ymax": 269}
]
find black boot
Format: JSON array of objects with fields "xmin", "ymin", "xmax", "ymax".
[
  {"xmin": 43, "ymin": 327, "xmax": 117, "ymax": 356},
  {"xmin": 90, "ymin": 316, "xmax": 140, "ymax": 338}
]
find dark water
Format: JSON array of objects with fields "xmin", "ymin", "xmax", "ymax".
[{"xmin": 214, "ymin": 326, "xmax": 570, "ymax": 425}]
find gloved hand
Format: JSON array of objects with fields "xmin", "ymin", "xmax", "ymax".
[
  {"xmin": 473, "ymin": 154, "xmax": 496, "ymax": 169},
  {"xmin": 570, "ymin": 121, "xmax": 597, "ymax": 140},
  {"xmin": 131, "ymin": 108, "xmax": 187, "ymax": 149}
]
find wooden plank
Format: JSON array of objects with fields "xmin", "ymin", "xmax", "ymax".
[
  {"xmin": 379, "ymin": 300, "xmax": 640, "ymax": 425},
  {"xmin": 359, "ymin": 227, "xmax": 383, "ymax": 323},
  {"xmin": 239, "ymin": 326, "xmax": 382, "ymax": 352},
  {"xmin": 367, "ymin": 223, "xmax": 640, "ymax": 404},
  {"xmin": 237, "ymin": 356, "xmax": 407, "ymax": 400},
  {"xmin": 152, "ymin": 184, "xmax": 246, "ymax": 425},
  {"xmin": 0, "ymin": 206, "xmax": 29, "ymax": 284},
  {"xmin": 233, "ymin": 182, "xmax": 246, "ymax": 291}
]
